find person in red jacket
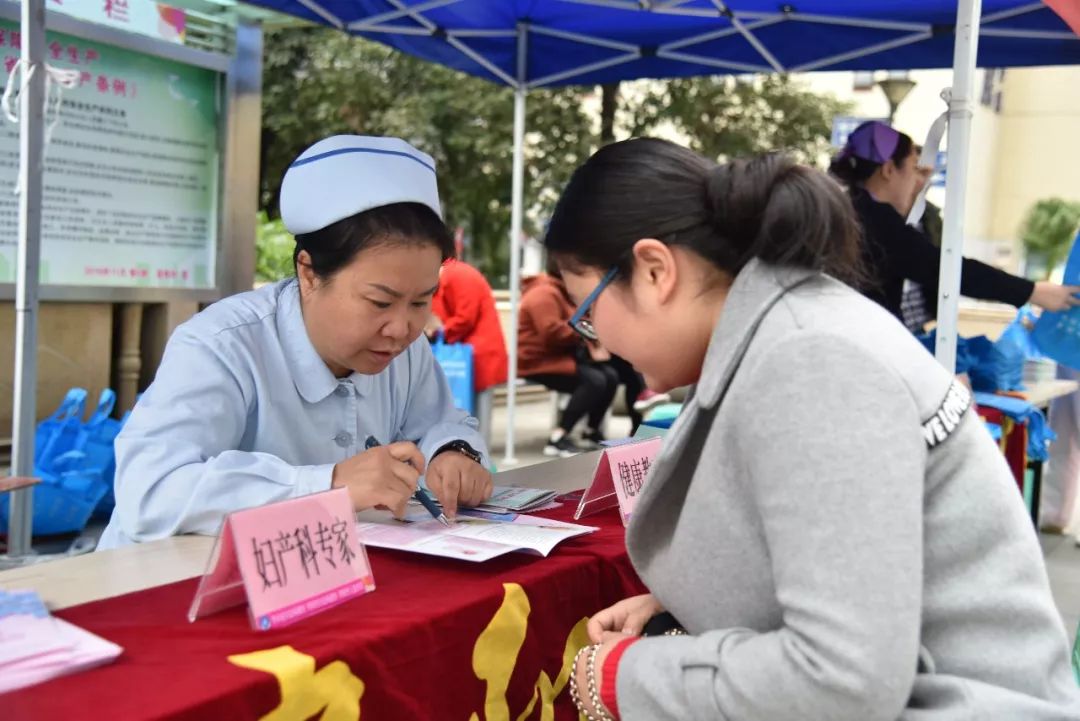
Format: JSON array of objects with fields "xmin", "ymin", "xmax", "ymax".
[
  {"xmin": 518, "ymin": 261, "xmax": 665, "ymax": 456},
  {"xmin": 428, "ymin": 259, "xmax": 509, "ymax": 394}
]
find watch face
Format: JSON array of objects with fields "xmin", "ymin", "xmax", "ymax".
[
  {"xmin": 451, "ymin": 441, "xmax": 481, "ymax": 463},
  {"xmin": 438, "ymin": 440, "xmax": 481, "ymax": 461}
]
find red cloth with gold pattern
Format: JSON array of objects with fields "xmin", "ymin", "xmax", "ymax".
[{"xmin": 5, "ymin": 503, "xmax": 643, "ymax": 721}]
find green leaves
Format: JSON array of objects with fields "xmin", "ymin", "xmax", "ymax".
[
  {"xmin": 254, "ymin": 211, "xmax": 294, "ymax": 283},
  {"xmin": 260, "ymin": 28, "xmax": 594, "ymax": 287},
  {"xmin": 626, "ymin": 74, "xmax": 850, "ymax": 164},
  {"xmin": 259, "ymin": 29, "xmax": 846, "ymax": 287},
  {"xmin": 1021, "ymin": 198, "xmax": 1080, "ymax": 279}
]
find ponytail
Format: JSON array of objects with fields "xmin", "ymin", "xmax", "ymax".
[
  {"xmin": 707, "ymin": 155, "xmax": 864, "ymax": 284},
  {"xmin": 545, "ymin": 137, "xmax": 864, "ymax": 285}
]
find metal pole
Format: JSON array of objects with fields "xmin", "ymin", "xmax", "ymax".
[
  {"xmin": 8, "ymin": 0, "xmax": 47, "ymax": 557},
  {"xmin": 220, "ymin": 22, "xmax": 263, "ymax": 298},
  {"xmin": 935, "ymin": 0, "xmax": 982, "ymax": 372},
  {"xmin": 504, "ymin": 23, "xmax": 527, "ymax": 466}
]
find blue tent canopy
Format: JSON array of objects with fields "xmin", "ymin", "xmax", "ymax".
[{"xmin": 245, "ymin": 1, "xmax": 1080, "ymax": 88}]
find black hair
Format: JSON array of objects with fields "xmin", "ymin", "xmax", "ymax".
[
  {"xmin": 544, "ymin": 137, "xmax": 864, "ymax": 286},
  {"xmin": 293, "ymin": 202, "xmax": 453, "ymax": 280},
  {"xmin": 545, "ymin": 252, "xmax": 563, "ymax": 280},
  {"xmin": 828, "ymin": 128, "xmax": 915, "ymax": 187}
]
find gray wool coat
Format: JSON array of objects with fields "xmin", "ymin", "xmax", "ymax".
[{"xmin": 616, "ymin": 259, "xmax": 1080, "ymax": 720}]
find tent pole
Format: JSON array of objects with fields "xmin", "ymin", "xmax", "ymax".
[
  {"xmin": 504, "ymin": 23, "xmax": 528, "ymax": 466},
  {"xmin": 8, "ymin": 0, "xmax": 47, "ymax": 558},
  {"xmin": 935, "ymin": 0, "xmax": 983, "ymax": 373}
]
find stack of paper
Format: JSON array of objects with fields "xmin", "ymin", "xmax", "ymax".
[
  {"xmin": 473, "ymin": 486, "xmax": 558, "ymax": 514},
  {"xmin": 357, "ymin": 514, "xmax": 598, "ymax": 562},
  {"xmin": 0, "ymin": 589, "xmax": 122, "ymax": 694}
]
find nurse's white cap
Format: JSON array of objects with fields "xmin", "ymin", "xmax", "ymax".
[{"xmin": 280, "ymin": 135, "xmax": 442, "ymax": 236}]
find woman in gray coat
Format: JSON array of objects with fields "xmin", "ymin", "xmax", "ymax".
[{"xmin": 546, "ymin": 138, "xmax": 1080, "ymax": 721}]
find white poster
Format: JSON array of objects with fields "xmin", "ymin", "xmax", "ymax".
[{"xmin": 0, "ymin": 18, "xmax": 219, "ymax": 288}]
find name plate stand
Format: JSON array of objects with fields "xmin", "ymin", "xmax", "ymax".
[
  {"xmin": 574, "ymin": 437, "xmax": 661, "ymax": 526},
  {"xmin": 188, "ymin": 488, "xmax": 375, "ymax": 631}
]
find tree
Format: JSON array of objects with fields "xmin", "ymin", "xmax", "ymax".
[
  {"xmin": 261, "ymin": 29, "xmax": 850, "ymax": 285},
  {"xmin": 625, "ymin": 73, "xmax": 850, "ymax": 164},
  {"xmin": 260, "ymin": 27, "xmax": 595, "ymax": 286},
  {"xmin": 600, "ymin": 83, "xmax": 619, "ymax": 145},
  {"xmin": 254, "ymin": 211, "xmax": 294, "ymax": 284}
]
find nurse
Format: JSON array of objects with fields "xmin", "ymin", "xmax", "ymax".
[{"xmin": 98, "ymin": 136, "xmax": 493, "ymax": 549}]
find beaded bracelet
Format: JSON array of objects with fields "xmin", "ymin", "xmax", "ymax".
[
  {"xmin": 586, "ymin": 644, "xmax": 611, "ymax": 721},
  {"xmin": 568, "ymin": 644, "xmax": 616, "ymax": 721},
  {"xmin": 568, "ymin": 646, "xmax": 591, "ymax": 717},
  {"xmin": 568, "ymin": 646, "xmax": 588, "ymax": 708}
]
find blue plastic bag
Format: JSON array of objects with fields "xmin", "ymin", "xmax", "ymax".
[
  {"xmin": 917, "ymin": 331, "xmax": 977, "ymax": 376},
  {"xmin": 33, "ymin": 388, "xmax": 87, "ymax": 470},
  {"xmin": 1033, "ymin": 232, "xmax": 1080, "ymax": 371},
  {"xmin": 0, "ymin": 388, "xmax": 125, "ymax": 535},
  {"xmin": 992, "ymin": 308, "xmax": 1042, "ymax": 391},
  {"xmin": 78, "ymin": 389, "xmax": 125, "ymax": 517},
  {"xmin": 917, "ymin": 332, "xmax": 1020, "ymax": 392},
  {"xmin": 431, "ymin": 333, "xmax": 475, "ymax": 414},
  {"xmin": 964, "ymin": 336, "xmax": 1013, "ymax": 392},
  {"xmin": 973, "ymin": 392, "xmax": 1057, "ymax": 462},
  {"xmin": 920, "ymin": 328, "xmax": 1028, "ymax": 395},
  {"xmin": 0, "ymin": 467, "xmax": 107, "ymax": 536}
]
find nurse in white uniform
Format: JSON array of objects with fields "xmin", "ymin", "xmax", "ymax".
[{"xmin": 98, "ymin": 136, "xmax": 493, "ymax": 549}]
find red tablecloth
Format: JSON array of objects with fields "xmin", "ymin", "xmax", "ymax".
[
  {"xmin": 976, "ymin": 405, "xmax": 1028, "ymax": 491},
  {"xmin": 5, "ymin": 503, "xmax": 643, "ymax": 721}
]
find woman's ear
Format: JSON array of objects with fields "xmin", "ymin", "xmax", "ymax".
[
  {"xmin": 880, "ymin": 158, "xmax": 899, "ymax": 181},
  {"xmin": 296, "ymin": 250, "xmax": 318, "ymax": 295},
  {"xmin": 631, "ymin": 239, "xmax": 679, "ymax": 305}
]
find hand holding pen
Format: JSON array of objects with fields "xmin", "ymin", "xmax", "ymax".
[
  {"xmin": 364, "ymin": 436, "xmax": 452, "ymax": 527},
  {"xmin": 330, "ymin": 437, "xmax": 425, "ymax": 519}
]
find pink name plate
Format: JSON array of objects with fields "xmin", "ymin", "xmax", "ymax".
[
  {"xmin": 188, "ymin": 488, "xmax": 375, "ymax": 631},
  {"xmin": 574, "ymin": 437, "xmax": 661, "ymax": 526}
]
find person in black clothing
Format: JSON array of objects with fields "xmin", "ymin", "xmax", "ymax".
[{"xmin": 829, "ymin": 121, "xmax": 1078, "ymax": 329}]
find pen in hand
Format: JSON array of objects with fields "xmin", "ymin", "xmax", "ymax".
[{"xmin": 365, "ymin": 435, "xmax": 452, "ymax": 527}]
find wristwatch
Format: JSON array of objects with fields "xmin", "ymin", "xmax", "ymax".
[{"xmin": 432, "ymin": 439, "xmax": 483, "ymax": 465}]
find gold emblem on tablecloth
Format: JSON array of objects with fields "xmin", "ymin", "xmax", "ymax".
[
  {"xmin": 225, "ymin": 582, "xmax": 588, "ymax": 721},
  {"xmin": 228, "ymin": 645, "xmax": 365, "ymax": 721},
  {"xmin": 470, "ymin": 582, "xmax": 590, "ymax": 721}
]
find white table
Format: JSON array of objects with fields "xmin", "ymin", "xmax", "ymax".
[
  {"xmin": 0, "ymin": 534, "xmax": 213, "ymax": 610},
  {"xmin": 1020, "ymin": 379, "xmax": 1078, "ymax": 410},
  {"xmin": 0, "ymin": 451, "xmax": 607, "ymax": 610},
  {"xmin": 983, "ymin": 379, "xmax": 1079, "ymax": 527}
]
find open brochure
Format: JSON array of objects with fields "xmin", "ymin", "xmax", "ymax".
[
  {"xmin": 356, "ymin": 514, "xmax": 598, "ymax": 563},
  {"xmin": 474, "ymin": 486, "xmax": 558, "ymax": 514}
]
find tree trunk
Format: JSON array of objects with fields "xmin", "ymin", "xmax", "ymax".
[{"xmin": 600, "ymin": 83, "xmax": 619, "ymax": 145}]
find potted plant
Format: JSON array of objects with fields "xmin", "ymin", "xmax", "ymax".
[{"xmin": 1020, "ymin": 198, "xmax": 1080, "ymax": 280}]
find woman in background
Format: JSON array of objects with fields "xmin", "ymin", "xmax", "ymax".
[{"xmin": 830, "ymin": 120, "xmax": 1079, "ymax": 330}]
